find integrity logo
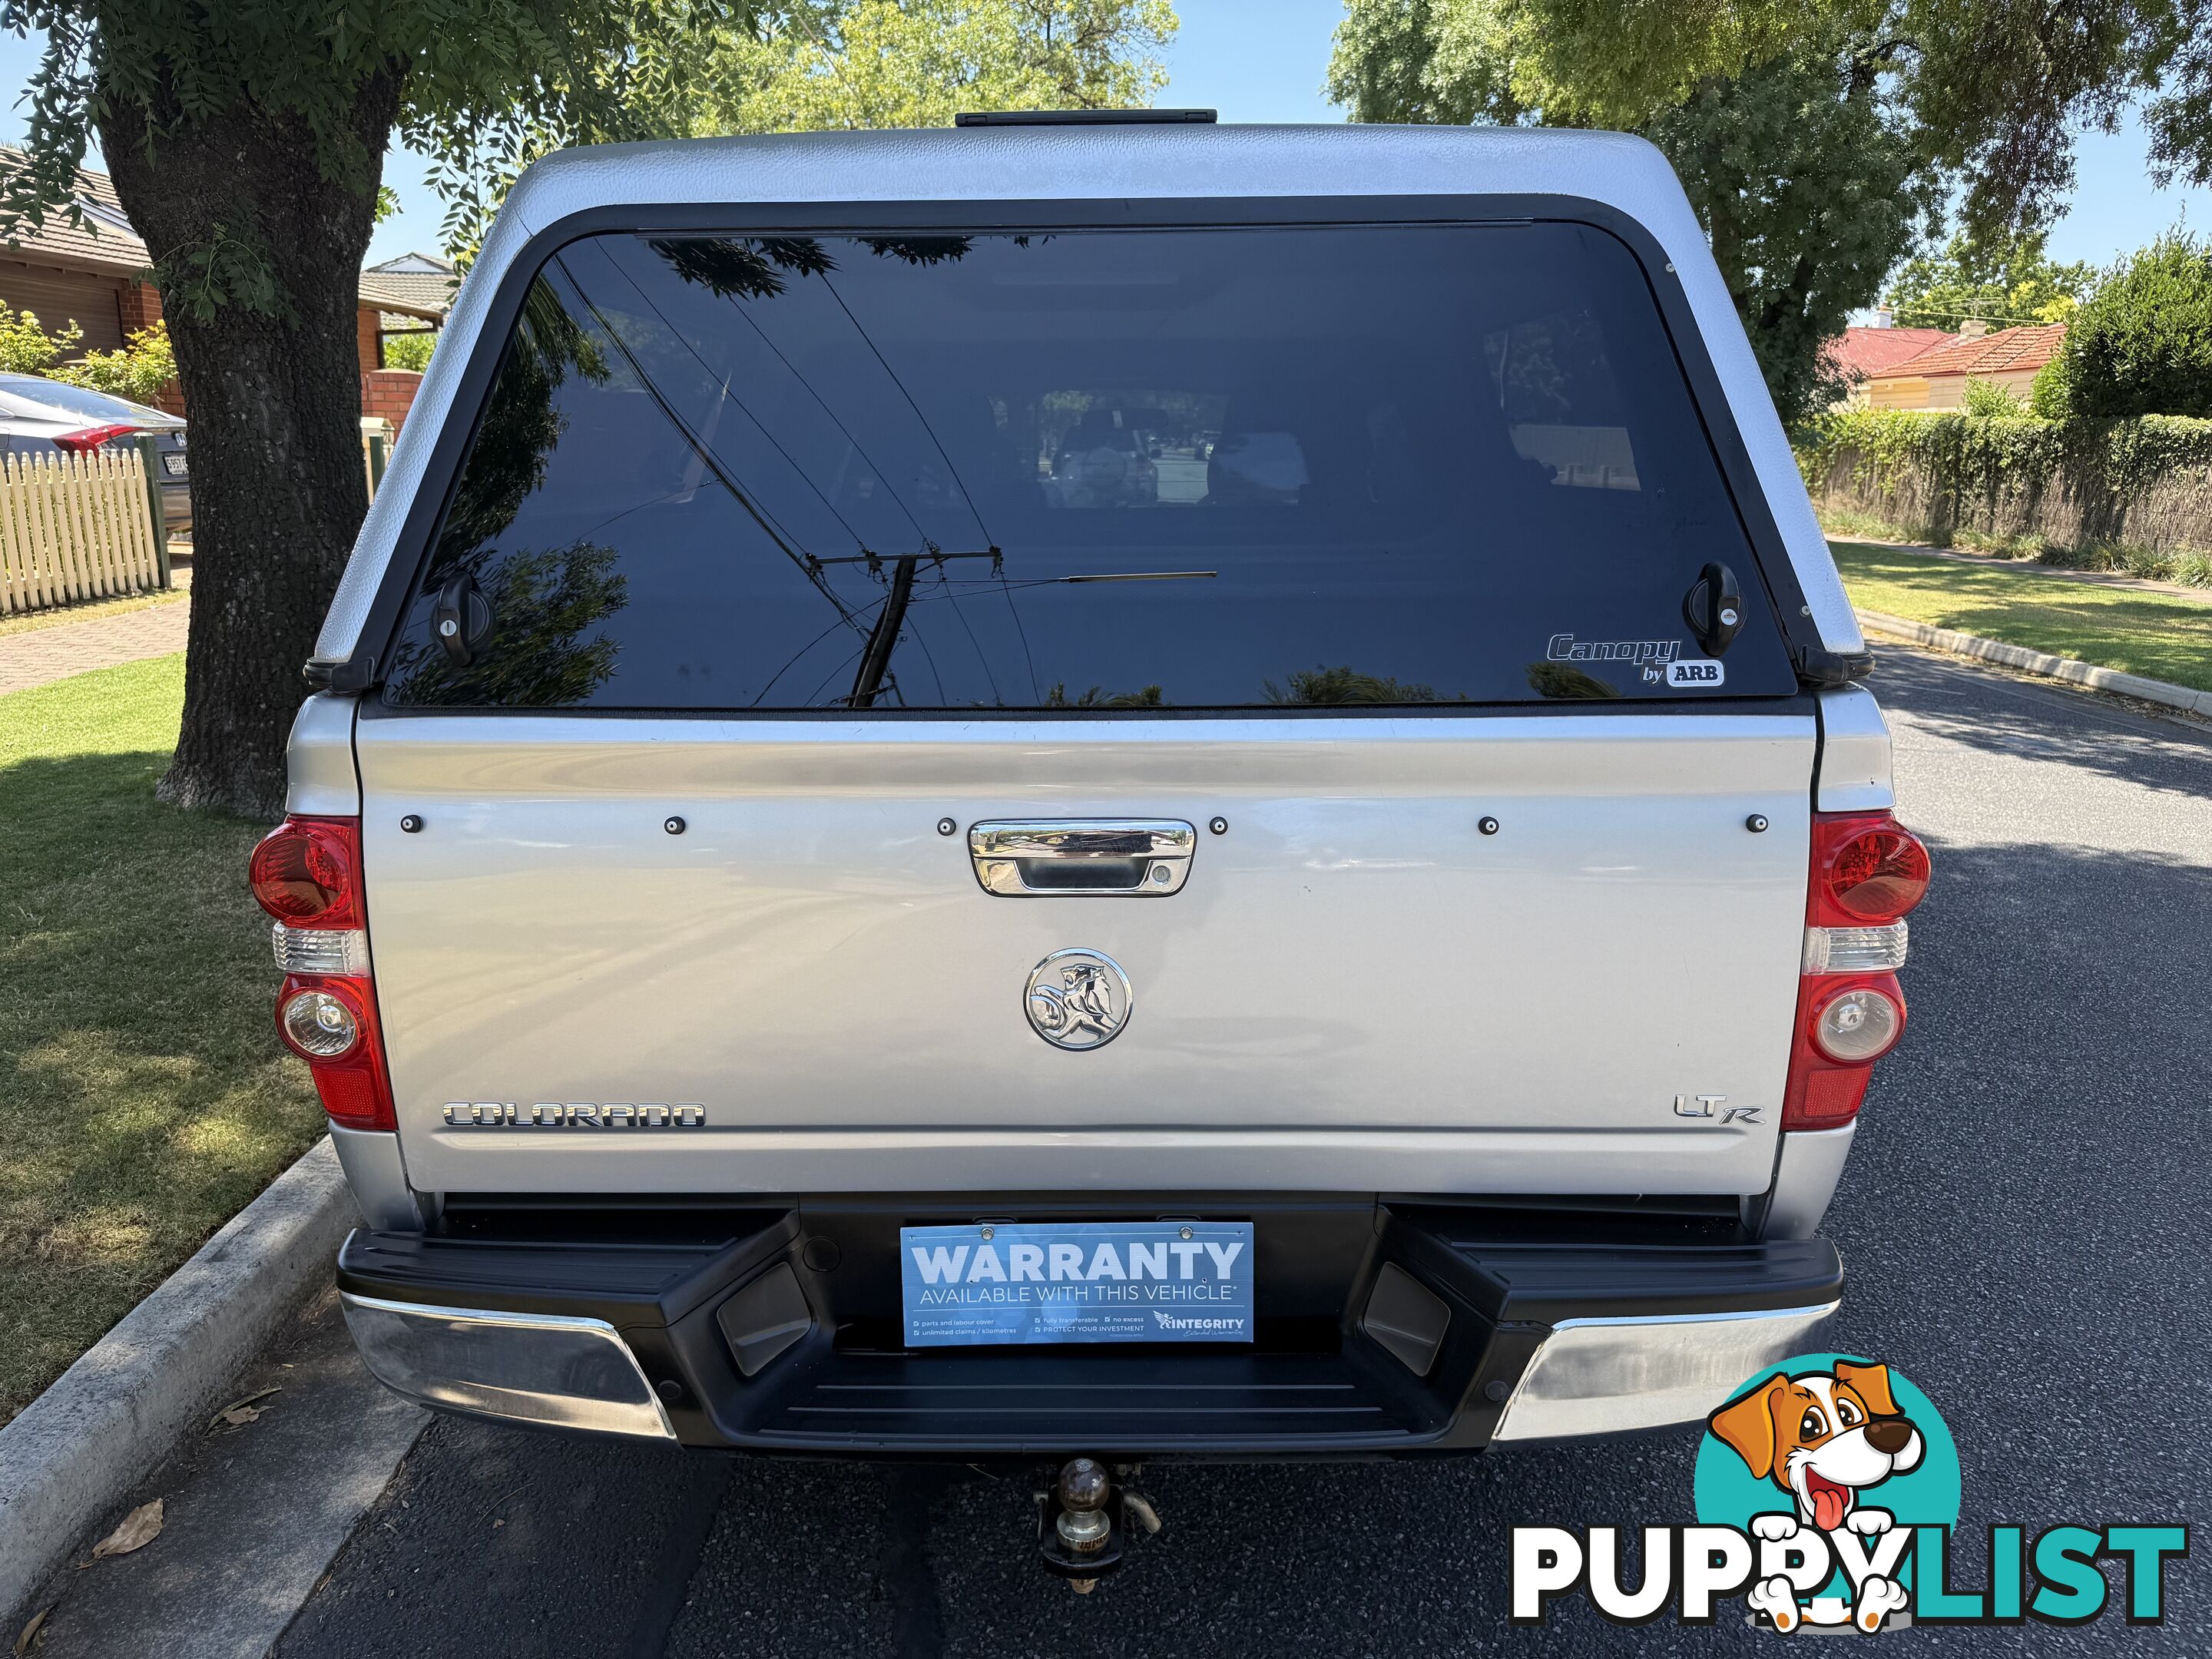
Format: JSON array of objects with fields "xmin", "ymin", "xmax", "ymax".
[{"xmin": 1151, "ymin": 1312, "xmax": 1247, "ymax": 1333}]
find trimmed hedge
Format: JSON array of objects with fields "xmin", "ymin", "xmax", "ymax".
[
  {"xmin": 1796, "ymin": 409, "xmax": 2212, "ymax": 561},
  {"xmin": 2057, "ymin": 233, "xmax": 2212, "ymax": 420}
]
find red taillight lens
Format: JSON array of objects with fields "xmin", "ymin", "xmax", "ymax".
[
  {"xmin": 1784, "ymin": 810, "xmax": 1929, "ymax": 1132},
  {"xmin": 1783, "ymin": 972, "xmax": 1908, "ymax": 1130},
  {"xmin": 1783, "ymin": 1061, "xmax": 1873, "ymax": 1131},
  {"xmin": 250, "ymin": 817, "xmax": 363, "ymax": 929},
  {"xmin": 1811, "ymin": 813, "xmax": 1930, "ymax": 926},
  {"xmin": 52, "ymin": 422, "xmax": 137, "ymax": 453},
  {"xmin": 275, "ymin": 972, "xmax": 395, "ymax": 1131},
  {"xmin": 259, "ymin": 815, "xmax": 388, "ymax": 1130}
]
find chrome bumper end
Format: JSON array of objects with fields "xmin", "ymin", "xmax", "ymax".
[
  {"xmin": 1491, "ymin": 1300, "xmax": 1841, "ymax": 1442},
  {"xmin": 339, "ymin": 1291, "xmax": 675, "ymax": 1441}
]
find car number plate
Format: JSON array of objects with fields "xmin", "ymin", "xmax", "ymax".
[
  {"xmin": 899, "ymin": 1220, "xmax": 1254, "ymax": 1347},
  {"xmin": 161, "ymin": 452, "xmax": 188, "ymax": 477}
]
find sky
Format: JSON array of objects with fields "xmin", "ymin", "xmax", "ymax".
[{"xmin": 0, "ymin": 0, "xmax": 2203, "ymax": 276}]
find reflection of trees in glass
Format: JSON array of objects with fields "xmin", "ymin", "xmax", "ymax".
[
  {"xmin": 1045, "ymin": 681, "xmax": 1164, "ymax": 708},
  {"xmin": 1265, "ymin": 666, "xmax": 1439, "ymax": 705},
  {"xmin": 865, "ymin": 236, "xmax": 973, "ymax": 267},
  {"xmin": 647, "ymin": 234, "xmax": 975, "ymax": 301},
  {"xmin": 390, "ymin": 543, "xmax": 628, "ymax": 707},
  {"xmin": 647, "ymin": 236, "xmax": 836, "ymax": 300},
  {"xmin": 1483, "ymin": 312, "xmax": 1613, "ymax": 423},
  {"xmin": 1525, "ymin": 661, "xmax": 1615, "ymax": 700},
  {"xmin": 390, "ymin": 277, "xmax": 628, "ymax": 707},
  {"xmin": 433, "ymin": 278, "xmax": 611, "ymax": 561}
]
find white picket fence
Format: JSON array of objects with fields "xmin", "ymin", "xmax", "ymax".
[{"xmin": 0, "ymin": 448, "xmax": 167, "ymax": 615}]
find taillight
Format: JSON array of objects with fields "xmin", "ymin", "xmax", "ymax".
[
  {"xmin": 273, "ymin": 972, "xmax": 394, "ymax": 1130},
  {"xmin": 1810, "ymin": 811, "xmax": 1929, "ymax": 926},
  {"xmin": 250, "ymin": 817, "xmax": 363, "ymax": 929},
  {"xmin": 1808, "ymin": 982, "xmax": 1903, "ymax": 1063},
  {"xmin": 1783, "ymin": 810, "xmax": 1929, "ymax": 1131},
  {"xmin": 52, "ymin": 422, "xmax": 137, "ymax": 453},
  {"xmin": 256, "ymin": 816, "xmax": 392, "ymax": 1131}
]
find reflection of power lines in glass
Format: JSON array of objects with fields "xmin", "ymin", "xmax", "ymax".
[{"xmin": 385, "ymin": 222, "xmax": 1799, "ymax": 712}]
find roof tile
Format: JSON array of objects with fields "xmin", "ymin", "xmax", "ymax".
[
  {"xmin": 1864, "ymin": 322, "xmax": 2068, "ymax": 381},
  {"xmin": 2, "ymin": 147, "xmax": 449, "ymax": 320}
]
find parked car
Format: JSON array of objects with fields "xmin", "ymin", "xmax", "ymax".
[
  {"xmin": 0, "ymin": 374, "xmax": 188, "ymax": 536},
  {"xmin": 264, "ymin": 118, "xmax": 1926, "ymax": 1581}
]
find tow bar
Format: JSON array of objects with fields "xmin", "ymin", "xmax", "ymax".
[{"xmin": 1035, "ymin": 1457, "xmax": 1163, "ymax": 1592}]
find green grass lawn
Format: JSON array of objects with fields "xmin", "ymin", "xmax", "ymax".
[
  {"xmin": 1830, "ymin": 541, "xmax": 2212, "ymax": 694},
  {"xmin": 0, "ymin": 654, "xmax": 320, "ymax": 1422}
]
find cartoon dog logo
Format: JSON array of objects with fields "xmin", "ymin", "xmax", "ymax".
[{"xmin": 1707, "ymin": 1359, "xmax": 1926, "ymax": 1632}]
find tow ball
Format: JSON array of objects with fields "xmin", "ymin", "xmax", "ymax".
[{"xmin": 1035, "ymin": 1457, "xmax": 1163, "ymax": 1592}]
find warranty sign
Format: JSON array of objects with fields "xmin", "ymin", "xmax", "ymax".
[{"xmin": 899, "ymin": 1221, "xmax": 1256, "ymax": 1347}]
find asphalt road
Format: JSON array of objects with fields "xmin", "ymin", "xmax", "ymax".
[{"xmin": 273, "ymin": 647, "xmax": 2211, "ymax": 1657}]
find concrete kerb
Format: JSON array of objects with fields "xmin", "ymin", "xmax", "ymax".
[
  {"xmin": 0, "ymin": 1137, "xmax": 357, "ymax": 1629},
  {"xmin": 1856, "ymin": 609, "xmax": 2212, "ymax": 719}
]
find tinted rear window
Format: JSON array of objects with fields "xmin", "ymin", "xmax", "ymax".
[{"xmin": 382, "ymin": 224, "xmax": 1796, "ymax": 710}]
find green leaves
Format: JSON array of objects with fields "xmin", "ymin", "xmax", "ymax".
[
  {"xmin": 1885, "ymin": 228, "xmax": 2094, "ymax": 330},
  {"xmin": 1326, "ymin": 2, "xmax": 2206, "ymax": 239},
  {"xmin": 0, "ymin": 2, "xmax": 768, "ymax": 279},
  {"xmin": 50, "ymin": 320, "xmax": 178, "ymax": 402},
  {"xmin": 1328, "ymin": 0, "xmax": 1826, "ymax": 131},
  {"xmin": 1647, "ymin": 31, "xmax": 1939, "ymax": 424},
  {"xmin": 0, "ymin": 301, "xmax": 79, "ymax": 375},
  {"xmin": 2052, "ymin": 232, "xmax": 2212, "ymax": 419},
  {"xmin": 677, "ymin": 0, "xmax": 1177, "ymax": 138},
  {"xmin": 160, "ymin": 223, "xmax": 293, "ymax": 323},
  {"xmin": 1801, "ymin": 405, "xmax": 2212, "ymax": 498},
  {"xmin": 1328, "ymin": 7, "xmax": 1941, "ymax": 426},
  {"xmin": 406, "ymin": 0, "xmax": 762, "ymax": 261},
  {"xmin": 2, "ymin": 2, "xmax": 1179, "ymax": 296}
]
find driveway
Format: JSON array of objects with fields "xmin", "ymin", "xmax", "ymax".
[{"xmin": 0, "ymin": 597, "xmax": 189, "ymax": 694}]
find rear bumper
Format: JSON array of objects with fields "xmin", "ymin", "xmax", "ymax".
[
  {"xmin": 335, "ymin": 1197, "xmax": 1840, "ymax": 1457},
  {"xmin": 157, "ymin": 478, "xmax": 190, "ymax": 535}
]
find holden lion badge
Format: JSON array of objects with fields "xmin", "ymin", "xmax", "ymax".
[{"xmin": 1025, "ymin": 949, "xmax": 1131, "ymax": 1051}]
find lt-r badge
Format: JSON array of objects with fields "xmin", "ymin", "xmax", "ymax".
[{"xmin": 1674, "ymin": 1094, "xmax": 1762, "ymax": 1124}]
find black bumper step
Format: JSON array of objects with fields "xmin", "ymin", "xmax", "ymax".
[
  {"xmin": 335, "ymin": 1196, "xmax": 1842, "ymax": 1457},
  {"xmin": 754, "ymin": 1350, "xmax": 1435, "ymax": 1454}
]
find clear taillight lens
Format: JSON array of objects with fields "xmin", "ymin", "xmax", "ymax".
[
  {"xmin": 281, "ymin": 989, "xmax": 359, "ymax": 1058},
  {"xmin": 1802, "ymin": 921, "xmax": 1909, "ymax": 975},
  {"xmin": 273, "ymin": 973, "xmax": 395, "ymax": 1131},
  {"xmin": 272, "ymin": 923, "xmax": 371, "ymax": 975},
  {"xmin": 1810, "ymin": 985, "xmax": 1903, "ymax": 1063}
]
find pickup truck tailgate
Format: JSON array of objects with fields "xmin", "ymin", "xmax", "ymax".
[{"xmin": 356, "ymin": 710, "xmax": 1811, "ymax": 1196}]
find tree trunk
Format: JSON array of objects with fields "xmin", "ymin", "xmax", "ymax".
[{"xmin": 99, "ymin": 73, "xmax": 400, "ymax": 820}]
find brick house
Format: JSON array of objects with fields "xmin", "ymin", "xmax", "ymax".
[
  {"xmin": 0, "ymin": 152, "xmax": 447, "ymax": 429},
  {"xmin": 360, "ymin": 253, "xmax": 458, "ymax": 436},
  {"xmin": 1856, "ymin": 321, "xmax": 2068, "ymax": 412},
  {"xmin": 1823, "ymin": 323, "xmax": 1952, "ymax": 409}
]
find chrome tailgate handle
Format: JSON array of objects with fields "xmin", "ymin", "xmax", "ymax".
[{"xmin": 969, "ymin": 820, "xmax": 1196, "ymax": 896}]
